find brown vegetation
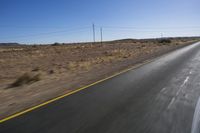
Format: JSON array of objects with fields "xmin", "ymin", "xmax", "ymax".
[
  {"xmin": 10, "ymin": 73, "xmax": 41, "ymax": 88},
  {"xmin": 0, "ymin": 37, "xmax": 199, "ymax": 119}
]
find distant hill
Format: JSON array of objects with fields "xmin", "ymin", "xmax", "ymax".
[
  {"xmin": 0, "ymin": 43, "xmax": 20, "ymax": 46},
  {"xmin": 112, "ymin": 39, "xmax": 138, "ymax": 43},
  {"xmin": 113, "ymin": 36, "xmax": 200, "ymax": 43}
]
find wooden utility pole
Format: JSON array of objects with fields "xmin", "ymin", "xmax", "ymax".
[
  {"xmin": 100, "ymin": 27, "xmax": 103, "ymax": 45},
  {"xmin": 92, "ymin": 23, "xmax": 96, "ymax": 43},
  {"xmin": 161, "ymin": 33, "xmax": 163, "ymax": 38}
]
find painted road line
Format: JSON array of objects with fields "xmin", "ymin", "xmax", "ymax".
[
  {"xmin": 0, "ymin": 59, "xmax": 154, "ymax": 123},
  {"xmin": 1, "ymin": 45, "xmax": 191, "ymax": 123},
  {"xmin": 191, "ymin": 97, "xmax": 200, "ymax": 133}
]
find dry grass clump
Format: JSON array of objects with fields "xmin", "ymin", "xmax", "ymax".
[
  {"xmin": 67, "ymin": 49, "xmax": 132, "ymax": 70},
  {"xmin": 158, "ymin": 39, "xmax": 172, "ymax": 44},
  {"xmin": 32, "ymin": 67, "xmax": 40, "ymax": 72},
  {"xmin": 67, "ymin": 60, "xmax": 93, "ymax": 70},
  {"xmin": 104, "ymin": 50, "xmax": 122, "ymax": 56},
  {"xmin": 104, "ymin": 50, "xmax": 131, "ymax": 59},
  {"xmin": 10, "ymin": 73, "xmax": 41, "ymax": 88},
  {"xmin": 48, "ymin": 69, "xmax": 54, "ymax": 74},
  {"xmin": 67, "ymin": 62, "xmax": 78, "ymax": 70}
]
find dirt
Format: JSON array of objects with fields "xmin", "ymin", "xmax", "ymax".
[{"xmin": 0, "ymin": 38, "xmax": 199, "ymax": 119}]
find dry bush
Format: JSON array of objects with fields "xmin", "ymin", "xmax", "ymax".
[
  {"xmin": 49, "ymin": 70, "xmax": 54, "ymax": 74},
  {"xmin": 10, "ymin": 73, "xmax": 41, "ymax": 88},
  {"xmin": 158, "ymin": 39, "xmax": 172, "ymax": 44},
  {"xmin": 103, "ymin": 49, "xmax": 131, "ymax": 60},
  {"xmin": 32, "ymin": 67, "xmax": 40, "ymax": 72},
  {"xmin": 67, "ymin": 62, "xmax": 78, "ymax": 70},
  {"xmin": 68, "ymin": 60, "xmax": 94, "ymax": 70},
  {"xmin": 104, "ymin": 50, "xmax": 121, "ymax": 56},
  {"xmin": 78, "ymin": 61, "xmax": 92, "ymax": 69},
  {"xmin": 51, "ymin": 42, "xmax": 60, "ymax": 46}
]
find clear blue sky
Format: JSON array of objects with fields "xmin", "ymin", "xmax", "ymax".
[{"xmin": 0, "ymin": 0, "xmax": 200, "ymax": 44}]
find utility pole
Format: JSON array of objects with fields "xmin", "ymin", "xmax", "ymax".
[
  {"xmin": 161, "ymin": 33, "xmax": 163, "ymax": 38},
  {"xmin": 100, "ymin": 27, "xmax": 103, "ymax": 45},
  {"xmin": 92, "ymin": 23, "xmax": 96, "ymax": 43}
]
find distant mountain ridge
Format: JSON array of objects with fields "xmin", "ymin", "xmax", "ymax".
[
  {"xmin": 0, "ymin": 43, "xmax": 20, "ymax": 46},
  {"xmin": 0, "ymin": 36, "xmax": 199, "ymax": 46}
]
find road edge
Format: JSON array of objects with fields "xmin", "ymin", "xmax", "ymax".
[{"xmin": 0, "ymin": 41, "xmax": 198, "ymax": 123}]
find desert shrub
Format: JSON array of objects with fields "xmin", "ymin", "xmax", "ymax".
[
  {"xmin": 30, "ymin": 74, "xmax": 41, "ymax": 82},
  {"xmin": 104, "ymin": 51, "xmax": 112, "ymax": 56},
  {"xmin": 51, "ymin": 42, "xmax": 60, "ymax": 46},
  {"xmin": 67, "ymin": 62, "xmax": 77, "ymax": 70},
  {"xmin": 158, "ymin": 39, "xmax": 172, "ymax": 43},
  {"xmin": 32, "ymin": 45, "xmax": 37, "ymax": 48},
  {"xmin": 10, "ymin": 73, "xmax": 41, "ymax": 87},
  {"xmin": 32, "ymin": 67, "xmax": 40, "ymax": 72},
  {"xmin": 49, "ymin": 70, "xmax": 54, "ymax": 74}
]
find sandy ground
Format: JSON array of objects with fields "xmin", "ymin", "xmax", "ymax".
[{"xmin": 0, "ymin": 38, "xmax": 199, "ymax": 119}]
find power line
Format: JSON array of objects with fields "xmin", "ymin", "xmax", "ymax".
[
  {"xmin": 0, "ymin": 24, "xmax": 199, "ymax": 43},
  {"xmin": 0, "ymin": 25, "xmax": 91, "ymax": 29},
  {"xmin": 96, "ymin": 25, "xmax": 200, "ymax": 30},
  {"xmin": 0, "ymin": 27, "xmax": 90, "ymax": 39},
  {"xmin": 0, "ymin": 24, "xmax": 199, "ymax": 29},
  {"xmin": 100, "ymin": 28, "xmax": 200, "ymax": 32}
]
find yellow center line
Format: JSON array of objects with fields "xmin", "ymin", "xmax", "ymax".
[{"xmin": 0, "ymin": 59, "xmax": 153, "ymax": 123}]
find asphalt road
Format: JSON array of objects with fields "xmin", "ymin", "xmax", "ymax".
[{"xmin": 1, "ymin": 42, "xmax": 200, "ymax": 133}]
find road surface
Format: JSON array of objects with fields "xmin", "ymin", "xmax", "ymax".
[{"xmin": 1, "ymin": 42, "xmax": 200, "ymax": 133}]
